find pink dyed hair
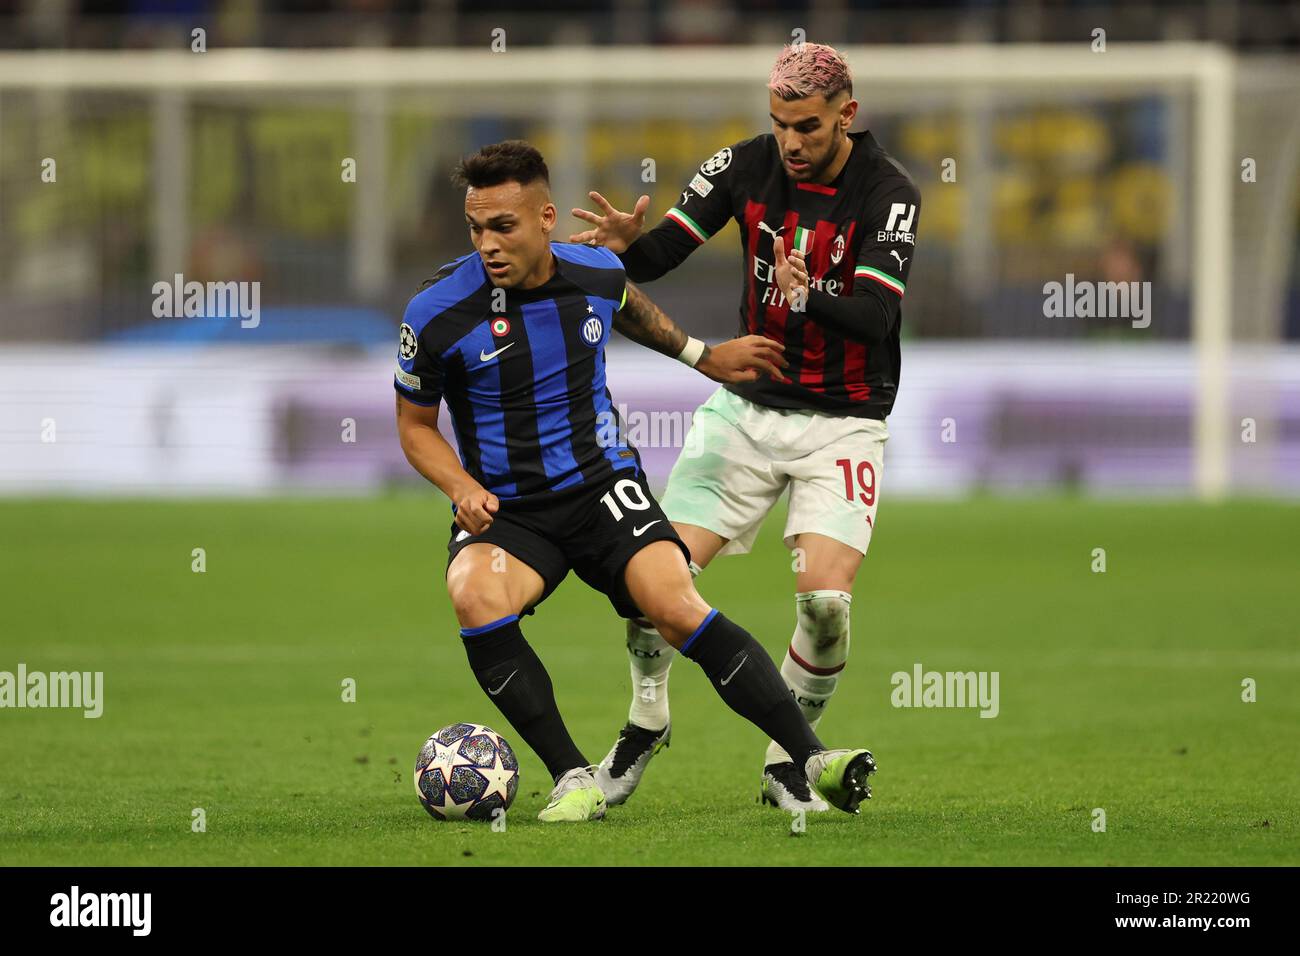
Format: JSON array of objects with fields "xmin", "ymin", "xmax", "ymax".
[{"xmin": 768, "ymin": 43, "xmax": 853, "ymax": 101}]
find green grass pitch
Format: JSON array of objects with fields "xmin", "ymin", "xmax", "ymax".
[{"xmin": 1, "ymin": 495, "xmax": 1297, "ymax": 866}]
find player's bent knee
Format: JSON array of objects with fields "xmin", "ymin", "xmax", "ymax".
[
  {"xmin": 446, "ymin": 548, "xmax": 519, "ymax": 628},
  {"xmin": 448, "ymin": 591, "xmax": 518, "ymax": 630},
  {"xmin": 671, "ymin": 522, "xmax": 726, "ymax": 571},
  {"xmin": 446, "ymin": 581, "xmax": 516, "ymax": 629},
  {"xmin": 637, "ymin": 587, "xmax": 711, "ymax": 645}
]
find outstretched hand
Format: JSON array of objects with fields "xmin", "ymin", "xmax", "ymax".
[{"xmin": 569, "ymin": 191, "xmax": 651, "ymax": 253}]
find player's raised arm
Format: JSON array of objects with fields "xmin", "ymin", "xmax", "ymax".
[
  {"xmin": 570, "ymin": 143, "xmax": 745, "ymax": 283},
  {"xmin": 615, "ymin": 281, "xmax": 788, "ymax": 384}
]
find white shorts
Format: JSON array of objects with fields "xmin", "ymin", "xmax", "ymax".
[{"xmin": 661, "ymin": 387, "xmax": 888, "ymax": 557}]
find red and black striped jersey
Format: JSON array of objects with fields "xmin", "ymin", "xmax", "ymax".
[{"xmin": 620, "ymin": 130, "xmax": 920, "ymax": 420}]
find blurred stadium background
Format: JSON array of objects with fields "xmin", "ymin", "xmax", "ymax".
[
  {"xmin": 3, "ymin": 2, "xmax": 1300, "ymax": 870},
  {"xmin": 1, "ymin": 0, "xmax": 1299, "ymax": 500}
]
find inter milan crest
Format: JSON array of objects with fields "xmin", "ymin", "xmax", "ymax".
[
  {"xmin": 491, "ymin": 317, "xmax": 510, "ymax": 337},
  {"xmin": 581, "ymin": 315, "xmax": 603, "ymax": 346},
  {"xmin": 399, "ymin": 323, "xmax": 418, "ymax": 360}
]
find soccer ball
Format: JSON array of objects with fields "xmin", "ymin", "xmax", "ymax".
[{"xmin": 414, "ymin": 722, "xmax": 519, "ymax": 821}]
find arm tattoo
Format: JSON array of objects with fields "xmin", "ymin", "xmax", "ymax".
[{"xmin": 614, "ymin": 281, "xmax": 693, "ymax": 359}]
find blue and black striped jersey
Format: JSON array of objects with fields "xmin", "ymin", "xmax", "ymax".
[{"xmin": 395, "ymin": 242, "xmax": 640, "ymax": 501}]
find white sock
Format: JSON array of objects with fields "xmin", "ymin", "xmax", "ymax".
[
  {"xmin": 626, "ymin": 618, "xmax": 673, "ymax": 731},
  {"xmin": 625, "ymin": 560, "xmax": 700, "ymax": 731},
  {"xmin": 765, "ymin": 589, "xmax": 852, "ymax": 766}
]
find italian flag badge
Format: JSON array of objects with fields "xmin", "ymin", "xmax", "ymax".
[
  {"xmin": 491, "ymin": 317, "xmax": 510, "ymax": 337},
  {"xmin": 791, "ymin": 226, "xmax": 813, "ymax": 256}
]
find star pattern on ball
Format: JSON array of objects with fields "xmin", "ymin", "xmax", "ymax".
[
  {"xmin": 424, "ymin": 735, "xmax": 476, "ymax": 787},
  {"xmin": 435, "ymin": 790, "xmax": 479, "ymax": 819},
  {"xmin": 474, "ymin": 749, "xmax": 515, "ymax": 804}
]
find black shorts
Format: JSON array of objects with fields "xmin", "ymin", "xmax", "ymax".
[{"xmin": 445, "ymin": 470, "xmax": 691, "ymax": 619}]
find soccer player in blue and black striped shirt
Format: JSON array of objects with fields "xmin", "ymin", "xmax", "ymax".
[{"xmin": 395, "ymin": 140, "xmax": 876, "ymax": 821}]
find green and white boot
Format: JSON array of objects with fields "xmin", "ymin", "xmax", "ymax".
[
  {"xmin": 537, "ymin": 765, "xmax": 607, "ymax": 822},
  {"xmin": 804, "ymin": 749, "xmax": 877, "ymax": 814}
]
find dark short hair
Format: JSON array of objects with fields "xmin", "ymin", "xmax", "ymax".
[{"xmin": 451, "ymin": 140, "xmax": 550, "ymax": 191}]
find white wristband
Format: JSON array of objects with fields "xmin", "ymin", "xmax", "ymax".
[{"xmin": 676, "ymin": 336, "xmax": 706, "ymax": 368}]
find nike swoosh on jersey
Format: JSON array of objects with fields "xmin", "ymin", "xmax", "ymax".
[
  {"xmin": 479, "ymin": 342, "xmax": 515, "ymax": 363},
  {"xmin": 632, "ymin": 520, "xmax": 662, "ymax": 537}
]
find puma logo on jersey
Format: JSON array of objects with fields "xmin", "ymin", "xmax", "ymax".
[
  {"xmin": 757, "ymin": 221, "xmax": 782, "ymax": 240},
  {"xmin": 479, "ymin": 342, "xmax": 515, "ymax": 364},
  {"xmin": 890, "ymin": 250, "xmax": 909, "ymax": 270}
]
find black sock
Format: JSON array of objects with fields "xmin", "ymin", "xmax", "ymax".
[
  {"xmin": 460, "ymin": 616, "xmax": 587, "ymax": 781},
  {"xmin": 681, "ymin": 610, "xmax": 824, "ymax": 769}
]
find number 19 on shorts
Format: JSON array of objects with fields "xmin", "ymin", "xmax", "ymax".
[{"xmin": 836, "ymin": 458, "xmax": 876, "ymax": 505}]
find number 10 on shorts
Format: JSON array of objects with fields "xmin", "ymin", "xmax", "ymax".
[
  {"xmin": 600, "ymin": 478, "xmax": 652, "ymax": 521},
  {"xmin": 836, "ymin": 458, "xmax": 876, "ymax": 505}
]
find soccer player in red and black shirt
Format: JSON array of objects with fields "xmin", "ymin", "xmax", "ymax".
[{"xmin": 571, "ymin": 43, "xmax": 920, "ymax": 811}]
